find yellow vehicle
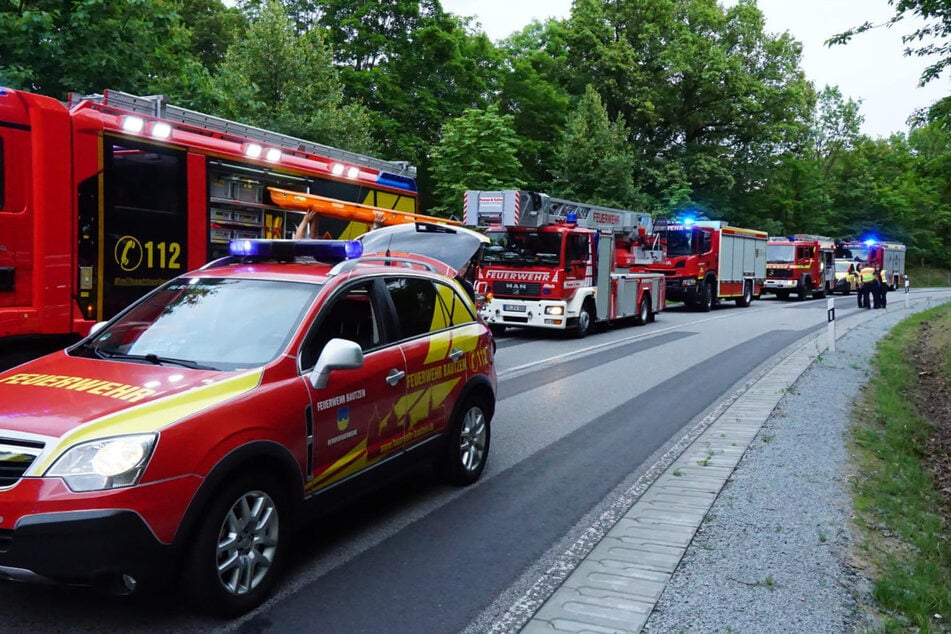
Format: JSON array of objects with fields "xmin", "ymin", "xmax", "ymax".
[{"xmin": 833, "ymin": 258, "xmax": 859, "ymax": 295}]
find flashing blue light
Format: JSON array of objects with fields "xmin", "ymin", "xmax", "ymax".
[
  {"xmin": 863, "ymin": 238, "xmax": 877, "ymax": 247},
  {"xmin": 228, "ymin": 239, "xmax": 363, "ymax": 261},
  {"xmin": 683, "ymin": 217, "xmax": 696, "ymax": 226},
  {"xmin": 565, "ymin": 212, "xmax": 578, "ymax": 225}
]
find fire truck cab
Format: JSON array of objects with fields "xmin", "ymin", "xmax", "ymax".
[
  {"xmin": 464, "ymin": 190, "xmax": 666, "ymax": 338},
  {"xmin": 764, "ymin": 234, "xmax": 836, "ymax": 300}
]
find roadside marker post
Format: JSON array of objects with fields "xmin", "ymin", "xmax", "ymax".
[{"xmin": 827, "ymin": 296, "xmax": 836, "ymax": 352}]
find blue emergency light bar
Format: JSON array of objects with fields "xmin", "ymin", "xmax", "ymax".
[{"xmin": 229, "ymin": 239, "xmax": 363, "ymax": 261}]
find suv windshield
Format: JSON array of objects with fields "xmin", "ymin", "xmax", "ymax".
[
  {"xmin": 482, "ymin": 230, "xmax": 562, "ymax": 266},
  {"xmin": 74, "ymin": 278, "xmax": 320, "ymax": 371}
]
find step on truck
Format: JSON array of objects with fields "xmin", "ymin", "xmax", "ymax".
[
  {"xmin": 647, "ymin": 219, "xmax": 768, "ymax": 311},
  {"xmin": 764, "ymin": 234, "xmax": 836, "ymax": 300},
  {"xmin": 464, "ymin": 190, "xmax": 666, "ymax": 338}
]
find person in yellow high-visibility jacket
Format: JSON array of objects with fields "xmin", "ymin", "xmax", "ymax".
[{"xmin": 859, "ymin": 265, "xmax": 876, "ymax": 310}]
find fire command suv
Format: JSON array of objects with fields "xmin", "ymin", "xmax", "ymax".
[
  {"xmin": 464, "ymin": 190, "xmax": 666, "ymax": 337},
  {"xmin": 763, "ymin": 234, "xmax": 836, "ymax": 300},
  {"xmin": 647, "ymin": 219, "xmax": 767, "ymax": 311}
]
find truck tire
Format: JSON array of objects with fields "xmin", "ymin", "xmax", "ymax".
[
  {"xmin": 735, "ymin": 281, "xmax": 753, "ymax": 307},
  {"xmin": 634, "ymin": 295, "xmax": 651, "ymax": 325},
  {"xmin": 697, "ymin": 280, "xmax": 714, "ymax": 312},
  {"xmin": 795, "ymin": 278, "xmax": 808, "ymax": 301},
  {"xmin": 573, "ymin": 300, "xmax": 594, "ymax": 338}
]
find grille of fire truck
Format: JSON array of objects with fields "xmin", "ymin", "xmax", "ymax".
[
  {"xmin": 71, "ymin": 90, "xmax": 416, "ymax": 178},
  {"xmin": 0, "ymin": 438, "xmax": 44, "ymax": 487},
  {"xmin": 768, "ymin": 270, "xmax": 793, "ymax": 278},
  {"xmin": 493, "ymin": 282, "xmax": 543, "ymax": 296}
]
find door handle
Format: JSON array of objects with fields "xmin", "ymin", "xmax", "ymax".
[
  {"xmin": 386, "ymin": 369, "xmax": 405, "ymax": 386},
  {"xmin": 449, "ymin": 348, "xmax": 464, "ymax": 362}
]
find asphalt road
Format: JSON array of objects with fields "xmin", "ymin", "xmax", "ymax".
[{"xmin": 0, "ymin": 291, "xmax": 914, "ymax": 633}]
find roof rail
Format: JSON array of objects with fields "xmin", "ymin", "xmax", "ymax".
[{"xmin": 69, "ymin": 90, "xmax": 416, "ymax": 178}]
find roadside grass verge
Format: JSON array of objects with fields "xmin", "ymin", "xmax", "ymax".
[
  {"xmin": 850, "ymin": 303, "xmax": 951, "ymax": 632},
  {"xmin": 906, "ymin": 266, "xmax": 950, "ymax": 289}
]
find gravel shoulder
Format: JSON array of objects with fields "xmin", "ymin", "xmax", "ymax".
[{"xmin": 643, "ymin": 301, "xmax": 935, "ymax": 633}]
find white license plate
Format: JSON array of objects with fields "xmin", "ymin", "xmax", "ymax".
[{"xmin": 503, "ymin": 304, "xmax": 526, "ymax": 312}]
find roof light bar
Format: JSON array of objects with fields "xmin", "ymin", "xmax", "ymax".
[
  {"xmin": 121, "ymin": 116, "xmax": 145, "ymax": 133},
  {"xmin": 229, "ymin": 239, "xmax": 363, "ymax": 261},
  {"xmin": 245, "ymin": 143, "xmax": 263, "ymax": 159},
  {"xmin": 151, "ymin": 122, "xmax": 172, "ymax": 139}
]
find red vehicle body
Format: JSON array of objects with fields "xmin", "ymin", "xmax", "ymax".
[
  {"xmin": 0, "ymin": 87, "xmax": 417, "ymax": 359},
  {"xmin": 0, "ymin": 235, "xmax": 495, "ymax": 615},
  {"xmin": 647, "ymin": 220, "xmax": 768, "ymax": 311},
  {"xmin": 763, "ymin": 234, "xmax": 836, "ymax": 300},
  {"xmin": 464, "ymin": 190, "xmax": 666, "ymax": 338}
]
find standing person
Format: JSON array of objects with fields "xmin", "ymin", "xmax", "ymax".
[
  {"xmin": 859, "ymin": 264, "xmax": 875, "ymax": 309},
  {"xmin": 878, "ymin": 266, "xmax": 888, "ymax": 308},
  {"xmin": 904, "ymin": 274, "xmax": 910, "ymax": 294},
  {"xmin": 872, "ymin": 264, "xmax": 884, "ymax": 309}
]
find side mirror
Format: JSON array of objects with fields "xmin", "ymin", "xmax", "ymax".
[
  {"xmin": 309, "ymin": 338, "xmax": 364, "ymax": 389},
  {"xmin": 88, "ymin": 321, "xmax": 108, "ymax": 337}
]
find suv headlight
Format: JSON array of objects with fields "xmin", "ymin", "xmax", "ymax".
[{"xmin": 46, "ymin": 433, "xmax": 157, "ymax": 492}]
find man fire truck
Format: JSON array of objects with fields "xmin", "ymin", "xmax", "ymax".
[
  {"xmin": 763, "ymin": 234, "xmax": 836, "ymax": 300},
  {"xmin": 836, "ymin": 239, "xmax": 907, "ymax": 290},
  {"xmin": 0, "ymin": 87, "xmax": 418, "ymax": 365},
  {"xmin": 646, "ymin": 218, "xmax": 767, "ymax": 311},
  {"xmin": 463, "ymin": 190, "xmax": 666, "ymax": 338}
]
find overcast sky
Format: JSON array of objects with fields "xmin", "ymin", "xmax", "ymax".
[{"xmin": 441, "ymin": 0, "xmax": 947, "ymax": 138}]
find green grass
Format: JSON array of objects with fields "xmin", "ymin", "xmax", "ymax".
[
  {"xmin": 905, "ymin": 265, "xmax": 951, "ymax": 288},
  {"xmin": 850, "ymin": 303, "xmax": 951, "ymax": 632}
]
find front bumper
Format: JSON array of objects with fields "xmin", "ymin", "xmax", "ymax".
[
  {"xmin": 664, "ymin": 279, "xmax": 699, "ymax": 303},
  {"xmin": 479, "ymin": 298, "xmax": 571, "ymax": 330},
  {"xmin": 0, "ymin": 509, "xmax": 176, "ymax": 593},
  {"xmin": 763, "ymin": 279, "xmax": 798, "ymax": 291}
]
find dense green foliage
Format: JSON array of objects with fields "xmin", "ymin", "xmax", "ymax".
[{"xmin": 0, "ymin": 0, "xmax": 949, "ymax": 265}]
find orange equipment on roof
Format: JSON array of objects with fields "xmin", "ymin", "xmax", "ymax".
[{"xmin": 268, "ymin": 187, "xmax": 460, "ymax": 227}]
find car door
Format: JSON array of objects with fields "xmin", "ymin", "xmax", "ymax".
[
  {"xmin": 377, "ymin": 275, "xmax": 483, "ymax": 454},
  {"xmin": 299, "ymin": 280, "xmax": 407, "ymax": 494}
]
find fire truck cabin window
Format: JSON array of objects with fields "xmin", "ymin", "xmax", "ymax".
[{"xmin": 566, "ymin": 234, "xmax": 589, "ymax": 262}]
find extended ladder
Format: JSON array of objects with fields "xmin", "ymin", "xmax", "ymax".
[{"xmin": 268, "ymin": 187, "xmax": 459, "ymax": 227}]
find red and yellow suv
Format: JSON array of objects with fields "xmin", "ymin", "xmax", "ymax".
[{"xmin": 0, "ymin": 228, "xmax": 495, "ymax": 616}]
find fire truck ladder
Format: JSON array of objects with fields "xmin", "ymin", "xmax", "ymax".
[
  {"xmin": 268, "ymin": 187, "xmax": 460, "ymax": 227},
  {"xmin": 68, "ymin": 90, "xmax": 416, "ymax": 178}
]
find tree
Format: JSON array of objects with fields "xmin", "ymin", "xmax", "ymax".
[
  {"xmin": 429, "ymin": 105, "xmax": 524, "ymax": 215},
  {"xmin": 0, "ymin": 0, "xmax": 204, "ymax": 99},
  {"xmin": 550, "ymin": 86, "xmax": 642, "ymax": 208},
  {"xmin": 208, "ymin": 1, "xmax": 378, "ymax": 153},
  {"xmin": 828, "ymin": 0, "xmax": 951, "ymax": 85}
]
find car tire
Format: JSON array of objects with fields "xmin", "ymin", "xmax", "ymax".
[
  {"xmin": 734, "ymin": 281, "xmax": 753, "ymax": 307},
  {"xmin": 438, "ymin": 396, "xmax": 491, "ymax": 486},
  {"xmin": 184, "ymin": 473, "xmax": 288, "ymax": 617},
  {"xmin": 697, "ymin": 280, "xmax": 714, "ymax": 312},
  {"xmin": 634, "ymin": 295, "xmax": 651, "ymax": 325},
  {"xmin": 573, "ymin": 301, "xmax": 594, "ymax": 338}
]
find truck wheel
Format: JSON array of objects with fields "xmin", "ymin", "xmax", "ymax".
[
  {"xmin": 634, "ymin": 295, "xmax": 651, "ymax": 325},
  {"xmin": 697, "ymin": 280, "xmax": 714, "ymax": 312},
  {"xmin": 795, "ymin": 279, "xmax": 808, "ymax": 301},
  {"xmin": 437, "ymin": 395, "xmax": 491, "ymax": 486},
  {"xmin": 734, "ymin": 281, "xmax": 753, "ymax": 307},
  {"xmin": 573, "ymin": 301, "xmax": 594, "ymax": 338},
  {"xmin": 184, "ymin": 473, "xmax": 288, "ymax": 617}
]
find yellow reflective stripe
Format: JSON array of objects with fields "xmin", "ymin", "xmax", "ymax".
[
  {"xmin": 424, "ymin": 323, "xmax": 481, "ymax": 364},
  {"xmin": 306, "ymin": 439, "xmax": 369, "ymax": 492},
  {"xmin": 33, "ymin": 370, "xmax": 264, "ymax": 473}
]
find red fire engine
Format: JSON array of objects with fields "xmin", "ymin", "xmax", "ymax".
[
  {"xmin": 836, "ymin": 239, "xmax": 907, "ymax": 290},
  {"xmin": 646, "ymin": 219, "xmax": 767, "ymax": 311},
  {"xmin": 464, "ymin": 190, "xmax": 666, "ymax": 337},
  {"xmin": 764, "ymin": 234, "xmax": 836, "ymax": 300},
  {"xmin": 0, "ymin": 87, "xmax": 418, "ymax": 357}
]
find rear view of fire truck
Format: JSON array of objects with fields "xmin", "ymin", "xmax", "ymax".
[
  {"xmin": 464, "ymin": 190, "xmax": 666, "ymax": 338},
  {"xmin": 764, "ymin": 234, "xmax": 836, "ymax": 300},
  {"xmin": 647, "ymin": 220, "xmax": 767, "ymax": 311},
  {"xmin": 837, "ymin": 240, "xmax": 907, "ymax": 290}
]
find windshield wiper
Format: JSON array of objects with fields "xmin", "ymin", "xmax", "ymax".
[{"xmin": 93, "ymin": 348, "xmax": 217, "ymax": 370}]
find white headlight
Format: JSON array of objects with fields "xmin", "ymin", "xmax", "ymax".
[{"xmin": 47, "ymin": 434, "xmax": 157, "ymax": 492}]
